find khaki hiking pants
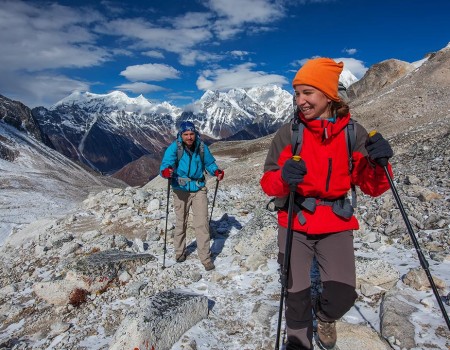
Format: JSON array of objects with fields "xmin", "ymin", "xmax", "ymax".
[{"xmin": 172, "ymin": 187, "xmax": 212, "ymax": 264}]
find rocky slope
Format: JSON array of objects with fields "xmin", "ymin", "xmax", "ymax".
[
  {"xmin": 1, "ymin": 102, "xmax": 449, "ymax": 349},
  {"xmin": 0, "ymin": 121, "xmax": 127, "ymax": 243},
  {"xmin": 349, "ymin": 44, "xmax": 450, "ymax": 138}
]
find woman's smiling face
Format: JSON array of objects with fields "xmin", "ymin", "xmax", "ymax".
[{"xmin": 294, "ymin": 85, "xmax": 331, "ymax": 120}]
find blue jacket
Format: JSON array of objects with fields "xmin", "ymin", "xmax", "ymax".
[{"xmin": 160, "ymin": 134, "xmax": 219, "ymax": 192}]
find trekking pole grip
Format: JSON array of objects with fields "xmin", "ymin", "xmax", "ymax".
[
  {"xmin": 288, "ymin": 155, "xmax": 302, "ymax": 192},
  {"xmin": 368, "ymin": 130, "xmax": 389, "ymax": 166}
]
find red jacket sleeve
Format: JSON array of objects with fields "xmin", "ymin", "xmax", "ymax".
[
  {"xmin": 260, "ymin": 124, "xmax": 291, "ymax": 198},
  {"xmin": 351, "ymin": 151, "xmax": 393, "ymax": 196},
  {"xmin": 351, "ymin": 123, "xmax": 393, "ymax": 197}
]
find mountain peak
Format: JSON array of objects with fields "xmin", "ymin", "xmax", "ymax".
[
  {"xmin": 340, "ymin": 69, "xmax": 358, "ymax": 88},
  {"xmin": 51, "ymin": 90, "xmax": 158, "ymax": 114}
]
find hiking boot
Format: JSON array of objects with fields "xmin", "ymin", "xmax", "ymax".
[
  {"xmin": 316, "ymin": 319, "xmax": 336, "ymax": 350},
  {"xmin": 176, "ymin": 254, "xmax": 186, "ymax": 263},
  {"xmin": 285, "ymin": 341, "xmax": 310, "ymax": 350},
  {"xmin": 203, "ymin": 261, "xmax": 215, "ymax": 271}
]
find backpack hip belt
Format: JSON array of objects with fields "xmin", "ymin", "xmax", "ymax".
[
  {"xmin": 176, "ymin": 176, "xmax": 205, "ymax": 187},
  {"xmin": 267, "ymin": 195, "xmax": 354, "ymax": 225},
  {"xmin": 295, "ymin": 196, "xmax": 354, "ymax": 225}
]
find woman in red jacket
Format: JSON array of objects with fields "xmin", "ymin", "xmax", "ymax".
[{"xmin": 260, "ymin": 58, "xmax": 393, "ymax": 350}]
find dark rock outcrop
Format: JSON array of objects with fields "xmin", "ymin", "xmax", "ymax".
[{"xmin": 0, "ymin": 95, "xmax": 51, "ymax": 146}]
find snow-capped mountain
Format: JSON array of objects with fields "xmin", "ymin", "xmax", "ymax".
[
  {"xmin": 53, "ymin": 90, "xmax": 181, "ymax": 116},
  {"xmin": 182, "ymin": 85, "xmax": 294, "ymax": 140},
  {"xmin": 32, "ymin": 92, "xmax": 178, "ymax": 177},
  {"xmin": 2, "ymin": 71, "xmax": 357, "ymax": 186},
  {"xmin": 30, "ymin": 85, "xmax": 295, "ymax": 184},
  {"xmin": 340, "ymin": 68, "xmax": 358, "ymax": 88}
]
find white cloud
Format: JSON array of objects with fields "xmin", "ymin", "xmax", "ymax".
[
  {"xmin": 290, "ymin": 57, "xmax": 368, "ymax": 80},
  {"xmin": 179, "ymin": 50, "xmax": 223, "ymax": 66},
  {"xmin": 196, "ymin": 63, "xmax": 288, "ymax": 91},
  {"xmin": 169, "ymin": 11, "xmax": 213, "ymax": 29},
  {"xmin": 343, "ymin": 48, "xmax": 357, "ymax": 55},
  {"xmin": 179, "ymin": 51, "xmax": 202, "ymax": 66},
  {"xmin": 205, "ymin": 0, "xmax": 285, "ymax": 40},
  {"xmin": 0, "ymin": 1, "xmax": 110, "ymax": 71},
  {"xmin": 99, "ymin": 0, "xmax": 125, "ymax": 16},
  {"xmin": 120, "ymin": 63, "xmax": 181, "ymax": 82},
  {"xmin": 0, "ymin": 0, "xmax": 355, "ymax": 107},
  {"xmin": 290, "ymin": 58, "xmax": 309, "ymax": 69},
  {"xmin": 116, "ymin": 82, "xmax": 165, "ymax": 94},
  {"xmin": 143, "ymin": 50, "xmax": 165, "ymax": 59},
  {"xmin": 0, "ymin": 71, "xmax": 90, "ymax": 108},
  {"xmin": 206, "ymin": 0, "xmax": 284, "ymax": 25},
  {"xmin": 167, "ymin": 93, "xmax": 195, "ymax": 101},
  {"xmin": 96, "ymin": 18, "xmax": 212, "ymax": 55},
  {"xmin": 230, "ymin": 50, "xmax": 251, "ymax": 59},
  {"xmin": 334, "ymin": 57, "xmax": 368, "ymax": 79},
  {"xmin": 0, "ymin": 1, "xmax": 112, "ymax": 107},
  {"xmin": 95, "ymin": 1, "xmax": 287, "ymax": 60}
]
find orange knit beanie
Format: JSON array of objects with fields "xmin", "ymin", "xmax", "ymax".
[{"xmin": 292, "ymin": 58, "xmax": 344, "ymax": 102}]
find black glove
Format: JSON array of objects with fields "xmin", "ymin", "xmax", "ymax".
[
  {"xmin": 366, "ymin": 132, "xmax": 393, "ymax": 166},
  {"xmin": 281, "ymin": 158, "xmax": 307, "ymax": 188}
]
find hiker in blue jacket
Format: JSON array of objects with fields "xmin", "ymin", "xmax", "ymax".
[{"xmin": 160, "ymin": 121, "xmax": 224, "ymax": 271}]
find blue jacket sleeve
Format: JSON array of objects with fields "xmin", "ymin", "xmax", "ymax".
[
  {"xmin": 159, "ymin": 142, "xmax": 177, "ymax": 174},
  {"xmin": 203, "ymin": 143, "xmax": 219, "ymax": 175}
]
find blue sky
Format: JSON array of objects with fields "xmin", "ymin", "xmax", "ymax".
[{"xmin": 1, "ymin": 0, "xmax": 449, "ymax": 108}]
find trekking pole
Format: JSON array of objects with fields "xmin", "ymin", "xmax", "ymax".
[
  {"xmin": 369, "ymin": 131, "xmax": 450, "ymax": 330},
  {"xmin": 209, "ymin": 177, "xmax": 219, "ymax": 226},
  {"xmin": 275, "ymin": 155, "xmax": 301, "ymax": 350},
  {"xmin": 162, "ymin": 178, "xmax": 171, "ymax": 270}
]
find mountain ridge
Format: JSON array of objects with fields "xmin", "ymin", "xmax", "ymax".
[
  {"xmin": 1, "ymin": 44, "xmax": 446, "ymax": 188},
  {"xmin": 29, "ymin": 84, "xmax": 296, "ymax": 185}
]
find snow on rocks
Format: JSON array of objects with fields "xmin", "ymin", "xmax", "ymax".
[
  {"xmin": 33, "ymin": 250, "xmax": 156, "ymax": 306},
  {"xmin": 380, "ymin": 288, "xmax": 418, "ymax": 349},
  {"xmin": 110, "ymin": 290, "xmax": 208, "ymax": 350}
]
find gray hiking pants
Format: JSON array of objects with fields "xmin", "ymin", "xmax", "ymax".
[
  {"xmin": 173, "ymin": 187, "xmax": 212, "ymax": 264},
  {"xmin": 278, "ymin": 226, "xmax": 357, "ymax": 349}
]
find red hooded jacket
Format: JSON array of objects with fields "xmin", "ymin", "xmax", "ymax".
[{"xmin": 260, "ymin": 112, "xmax": 393, "ymax": 234}]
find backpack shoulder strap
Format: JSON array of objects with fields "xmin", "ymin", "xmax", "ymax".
[
  {"xmin": 199, "ymin": 140, "xmax": 205, "ymax": 165},
  {"xmin": 344, "ymin": 119, "xmax": 357, "ymax": 171},
  {"xmin": 291, "ymin": 118, "xmax": 304, "ymax": 156},
  {"xmin": 344, "ymin": 118, "xmax": 358, "ymax": 207},
  {"xmin": 176, "ymin": 139, "xmax": 184, "ymax": 167}
]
